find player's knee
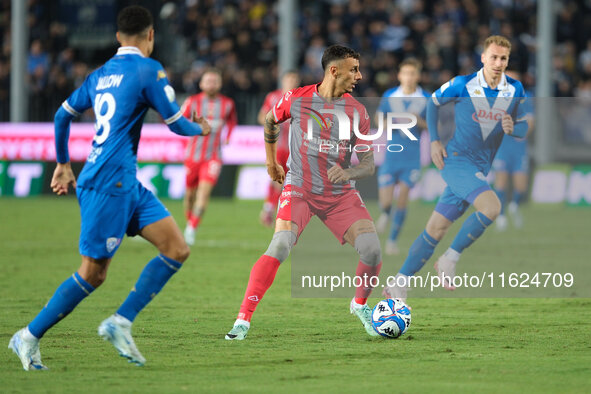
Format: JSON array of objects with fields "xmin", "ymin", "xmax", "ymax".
[
  {"xmin": 82, "ymin": 269, "xmax": 108, "ymax": 288},
  {"xmin": 163, "ymin": 242, "xmax": 190, "ymax": 263},
  {"xmin": 354, "ymin": 232, "xmax": 381, "ymax": 266},
  {"xmin": 175, "ymin": 243, "xmax": 191, "ymax": 262},
  {"xmin": 480, "ymin": 202, "xmax": 501, "ymax": 221},
  {"xmin": 264, "ymin": 230, "xmax": 296, "ymax": 263}
]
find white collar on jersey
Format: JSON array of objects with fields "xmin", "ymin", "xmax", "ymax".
[
  {"xmin": 389, "ymin": 86, "xmax": 424, "ymax": 98},
  {"xmin": 476, "ymin": 68, "xmax": 508, "ymax": 90},
  {"xmin": 116, "ymin": 46, "xmax": 145, "ymax": 57}
]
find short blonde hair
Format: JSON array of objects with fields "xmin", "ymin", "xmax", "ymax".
[
  {"xmin": 399, "ymin": 58, "xmax": 422, "ymax": 72},
  {"xmin": 483, "ymin": 35, "xmax": 512, "ymax": 52}
]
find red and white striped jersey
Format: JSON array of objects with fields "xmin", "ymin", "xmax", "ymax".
[
  {"xmin": 273, "ymin": 83, "xmax": 372, "ymax": 195},
  {"xmin": 182, "ymin": 92, "xmax": 237, "ymax": 162},
  {"xmin": 260, "ymin": 89, "xmax": 290, "ymax": 151}
]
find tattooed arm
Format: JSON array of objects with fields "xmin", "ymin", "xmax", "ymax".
[
  {"xmin": 264, "ymin": 110, "xmax": 285, "ymax": 184},
  {"xmin": 327, "ymin": 150, "xmax": 375, "ymax": 184}
]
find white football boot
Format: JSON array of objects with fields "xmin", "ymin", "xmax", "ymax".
[
  {"xmin": 8, "ymin": 327, "xmax": 48, "ymax": 371},
  {"xmin": 434, "ymin": 254, "xmax": 457, "ymax": 290},
  {"xmin": 98, "ymin": 315, "xmax": 146, "ymax": 366},
  {"xmin": 375, "ymin": 213, "xmax": 389, "ymax": 234}
]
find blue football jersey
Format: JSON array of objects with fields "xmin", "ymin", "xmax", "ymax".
[
  {"xmin": 431, "ymin": 69, "xmax": 528, "ymax": 174},
  {"xmin": 378, "ymin": 86, "xmax": 429, "ymax": 168},
  {"xmin": 496, "ymin": 89, "xmax": 534, "ymax": 156},
  {"xmin": 60, "ymin": 46, "xmax": 187, "ymax": 193}
]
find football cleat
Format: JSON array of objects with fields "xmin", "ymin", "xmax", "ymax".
[
  {"xmin": 434, "ymin": 255, "xmax": 457, "ymax": 290},
  {"xmin": 385, "ymin": 240, "xmax": 400, "ymax": 256},
  {"xmin": 225, "ymin": 324, "xmax": 249, "ymax": 340},
  {"xmin": 382, "ymin": 274, "xmax": 409, "ymax": 303},
  {"xmin": 183, "ymin": 225, "xmax": 195, "ymax": 246},
  {"xmin": 350, "ymin": 299, "xmax": 379, "ymax": 337},
  {"xmin": 98, "ymin": 315, "xmax": 146, "ymax": 366},
  {"xmin": 496, "ymin": 214, "xmax": 508, "ymax": 232},
  {"xmin": 508, "ymin": 202, "xmax": 523, "ymax": 228},
  {"xmin": 8, "ymin": 328, "xmax": 48, "ymax": 371},
  {"xmin": 375, "ymin": 213, "xmax": 389, "ymax": 234}
]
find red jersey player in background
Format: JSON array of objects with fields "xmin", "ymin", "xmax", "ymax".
[
  {"xmin": 258, "ymin": 70, "xmax": 300, "ymax": 227},
  {"xmin": 226, "ymin": 45, "xmax": 383, "ymax": 340},
  {"xmin": 181, "ymin": 69, "xmax": 237, "ymax": 245}
]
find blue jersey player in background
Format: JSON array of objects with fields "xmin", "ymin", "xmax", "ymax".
[
  {"xmin": 9, "ymin": 6, "xmax": 210, "ymax": 370},
  {"xmin": 375, "ymin": 58, "xmax": 429, "ymax": 256},
  {"xmin": 383, "ymin": 35, "xmax": 530, "ymax": 300},
  {"xmin": 493, "ymin": 70, "xmax": 535, "ymax": 231}
]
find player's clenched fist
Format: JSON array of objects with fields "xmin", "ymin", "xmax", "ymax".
[
  {"xmin": 327, "ymin": 164, "xmax": 351, "ymax": 184},
  {"xmin": 267, "ymin": 162, "xmax": 285, "ymax": 184},
  {"xmin": 501, "ymin": 114, "xmax": 514, "ymax": 135},
  {"xmin": 192, "ymin": 114, "xmax": 212, "ymax": 136},
  {"xmin": 50, "ymin": 163, "xmax": 77, "ymax": 195}
]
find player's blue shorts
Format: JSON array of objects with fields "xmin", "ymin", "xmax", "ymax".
[
  {"xmin": 77, "ymin": 182, "xmax": 170, "ymax": 259},
  {"xmin": 492, "ymin": 151, "xmax": 529, "ymax": 174},
  {"xmin": 493, "ymin": 137, "xmax": 529, "ymax": 174},
  {"xmin": 377, "ymin": 164, "xmax": 421, "ymax": 188},
  {"xmin": 435, "ymin": 159, "xmax": 491, "ymax": 222}
]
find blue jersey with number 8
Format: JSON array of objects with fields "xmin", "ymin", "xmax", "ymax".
[{"xmin": 60, "ymin": 46, "xmax": 186, "ymax": 194}]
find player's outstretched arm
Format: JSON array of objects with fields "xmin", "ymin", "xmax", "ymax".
[
  {"xmin": 328, "ymin": 150, "xmax": 375, "ymax": 184},
  {"xmin": 263, "ymin": 110, "xmax": 285, "ymax": 184}
]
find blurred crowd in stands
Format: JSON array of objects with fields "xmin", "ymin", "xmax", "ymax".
[{"xmin": 1, "ymin": 0, "xmax": 591, "ymax": 125}]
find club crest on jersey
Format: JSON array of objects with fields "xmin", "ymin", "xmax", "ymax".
[
  {"xmin": 157, "ymin": 70, "xmax": 166, "ymax": 80},
  {"xmin": 106, "ymin": 237, "xmax": 121, "ymax": 253}
]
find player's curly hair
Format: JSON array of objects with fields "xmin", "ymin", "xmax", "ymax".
[
  {"xmin": 321, "ymin": 45, "xmax": 360, "ymax": 71},
  {"xmin": 117, "ymin": 5, "xmax": 153, "ymax": 36}
]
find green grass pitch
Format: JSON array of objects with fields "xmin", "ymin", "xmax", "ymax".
[{"xmin": 1, "ymin": 197, "xmax": 590, "ymax": 393}]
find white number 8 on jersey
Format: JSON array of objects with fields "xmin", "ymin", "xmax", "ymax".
[{"xmin": 94, "ymin": 93, "xmax": 116, "ymax": 145}]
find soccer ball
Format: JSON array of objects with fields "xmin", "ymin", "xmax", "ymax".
[{"xmin": 371, "ymin": 298, "xmax": 411, "ymax": 338}]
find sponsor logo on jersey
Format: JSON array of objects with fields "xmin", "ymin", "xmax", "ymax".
[
  {"xmin": 157, "ymin": 70, "xmax": 166, "ymax": 80},
  {"xmin": 472, "ymin": 108, "xmax": 507, "ymax": 123},
  {"xmin": 474, "ymin": 172, "xmax": 487, "ymax": 181}
]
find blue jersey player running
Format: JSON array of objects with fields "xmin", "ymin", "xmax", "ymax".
[
  {"xmin": 375, "ymin": 58, "xmax": 429, "ymax": 256},
  {"xmin": 383, "ymin": 35, "xmax": 529, "ymax": 300},
  {"xmin": 8, "ymin": 6, "xmax": 210, "ymax": 370},
  {"xmin": 493, "ymin": 70, "xmax": 534, "ymax": 231}
]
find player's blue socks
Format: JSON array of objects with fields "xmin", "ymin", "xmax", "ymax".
[
  {"xmin": 382, "ymin": 205, "xmax": 391, "ymax": 216},
  {"xmin": 450, "ymin": 211, "xmax": 493, "ymax": 253},
  {"xmin": 28, "ymin": 272, "xmax": 95, "ymax": 338},
  {"xmin": 513, "ymin": 191, "xmax": 524, "ymax": 205},
  {"xmin": 399, "ymin": 230, "xmax": 439, "ymax": 276},
  {"xmin": 496, "ymin": 190, "xmax": 507, "ymax": 214},
  {"xmin": 389, "ymin": 209, "xmax": 407, "ymax": 241},
  {"xmin": 116, "ymin": 254, "xmax": 182, "ymax": 322}
]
